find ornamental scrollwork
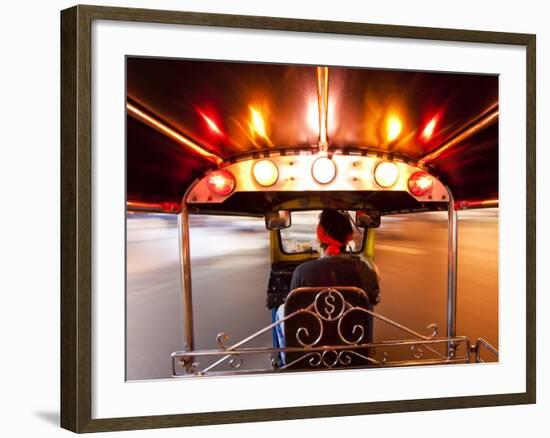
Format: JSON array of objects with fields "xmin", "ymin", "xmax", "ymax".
[{"xmin": 171, "ymin": 287, "xmax": 471, "ymax": 376}]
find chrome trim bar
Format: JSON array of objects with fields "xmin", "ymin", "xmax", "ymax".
[
  {"xmin": 446, "ymin": 187, "xmax": 458, "ymax": 358},
  {"xmin": 178, "ymin": 200, "xmax": 195, "ymax": 370},
  {"xmin": 173, "ymin": 336, "xmax": 470, "ymax": 357},
  {"xmin": 171, "ymin": 357, "xmax": 471, "ymax": 378},
  {"xmin": 475, "ymin": 338, "xmax": 499, "ymax": 363},
  {"xmin": 126, "ymin": 200, "xmax": 180, "ymax": 214},
  {"xmin": 455, "ymin": 199, "xmax": 499, "ymax": 210},
  {"xmin": 172, "ymin": 337, "xmax": 471, "ymax": 377},
  {"xmin": 127, "ymin": 102, "xmax": 223, "ymax": 165},
  {"xmin": 419, "ymin": 106, "xmax": 498, "ymax": 165},
  {"xmin": 316, "ymin": 66, "xmax": 329, "ymax": 151}
]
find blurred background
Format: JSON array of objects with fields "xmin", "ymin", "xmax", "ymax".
[{"xmin": 126, "ymin": 209, "xmax": 498, "ymax": 380}]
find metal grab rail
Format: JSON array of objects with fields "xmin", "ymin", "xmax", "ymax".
[
  {"xmin": 474, "ymin": 338, "xmax": 499, "ymax": 363},
  {"xmin": 171, "ymin": 337, "xmax": 471, "ymax": 376}
]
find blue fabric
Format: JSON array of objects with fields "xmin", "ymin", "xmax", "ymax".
[
  {"xmin": 274, "ymin": 305, "xmax": 286, "ymax": 365},
  {"xmin": 271, "ymin": 308, "xmax": 279, "ymax": 347}
]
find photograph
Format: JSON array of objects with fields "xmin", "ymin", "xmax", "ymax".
[
  {"xmin": 55, "ymin": 2, "xmax": 537, "ymax": 433},
  {"xmin": 125, "ymin": 57, "xmax": 500, "ymax": 380},
  {"xmin": 0, "ymin": 0, "xmax": 544, "ymax": 435}
]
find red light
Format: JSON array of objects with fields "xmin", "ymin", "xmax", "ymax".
[
  {"xmin": 421, "ymin": 117, "xmax": 437, "ymax": 140},
  {"xmin": 408, "ymin": 171, "xmax": 435, "ymax": 197},
  {"xmin": 198, "ymin": 110, "xmax": 224, "ymax": 136},
  {"xmin": 207, "ymin": 169, "xmax": 236, "ymax": 196}
]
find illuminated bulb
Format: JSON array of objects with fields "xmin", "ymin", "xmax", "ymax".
[
  {"xmin": 374, "ymin": 161, "xmax": 399, "ymax": 188},
  {"xmin": 408, "ymin": 171, "xmax": 435, "ymax": 196},
  {"xmin": 253, "ymin": 160, "xmax": 279, "ymax": 187},
  {"xmin": 249, "ymin": 107, "xmax": 267, "ymax": 139},
  {"xmin": 207, "ymin": 169, "xmax": 236, "ymax": 196},
  {"xmin": 312, "ymin": 157, "xmax": 336, "ymax": 184},
  {"xmin": 386, "ymin": 115, "xmax": 402, "ymax": 141},
  {"xmin": 422, "ymin": 117, "xmax": 437, "ymax": 140}
]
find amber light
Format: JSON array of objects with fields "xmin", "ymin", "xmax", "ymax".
[
  {"xmin": 374, "ymin": 161, "xmax": 399, "ymax": 188},
  {"xmin": 408, "ymin": 171, "xmax": 435, "ymax": 196},
  {"xmin": 386, "ymin": 115, "xmax": 402, "ymax": 142},
  {"xmin": 312, "ymin": 157, "xmax": 336, "ymax": 184},
  {"xmin": 249, "ymin": 107, "xmax": 268, "ymax": 139},
  {"xmin": 253, "ymin": 160, "xmax": 279, "ymax": 187},
  {"xmin": 207, "ymin": 169, "xmax": 236, "ymax": 196}
]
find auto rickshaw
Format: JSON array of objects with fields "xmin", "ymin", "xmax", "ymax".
[{"xmin": 126, "ymin": 59, "xmax": 499, "ymax": 377}]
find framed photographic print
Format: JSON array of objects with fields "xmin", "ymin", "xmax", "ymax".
[{"xmin": 60, "ymin": 4, "xmax": 536, "ymax": 433}]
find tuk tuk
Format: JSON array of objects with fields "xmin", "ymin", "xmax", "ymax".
[{"xmin": 126, "ymin": 60, "xmax": 499, "ymax": 377}]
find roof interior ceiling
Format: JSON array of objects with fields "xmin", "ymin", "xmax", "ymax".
[{"xmin": 127, "ymin": 57, "xmax": 498, "ymax": 207}]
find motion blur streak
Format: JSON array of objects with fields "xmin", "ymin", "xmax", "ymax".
[
  {"xmin": 126, "ymin": 102, "xmax": 223, "ymax": 165},
  {"xmin": 126, "ymin": 209, "xmax": 498, "ymax": 380},
  {"xmin": 422, "ymin": 117, "xmax": 437, "ymax": 140},
  {"xmin": 386, "ymin": 114, "xmax": 402, "ymax": 141},
  {"xmin": 198, "ymin": 110, "xmax": 224, "ymax": 136},
  {"xmin": 419, "ymin": 109, "xmax": 498, "ymax": 165},
  {"xmin": 248, "ymin": 106, "xmax": 273, "ymax": 147}
]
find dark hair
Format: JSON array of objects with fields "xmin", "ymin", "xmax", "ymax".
[{"xmin": 318, "ymin": 209, "xmax": 354, "ymax": 252}]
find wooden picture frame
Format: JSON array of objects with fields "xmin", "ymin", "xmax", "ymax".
[{"xmin": 61, "ymin": 4, "xmax": 536, "ymax": 433}]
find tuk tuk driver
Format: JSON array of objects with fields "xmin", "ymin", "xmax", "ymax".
[{"xmin": 275, "ymin": 209, "xmax": 380, "ymax": 361}]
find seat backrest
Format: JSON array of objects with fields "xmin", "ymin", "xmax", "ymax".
[{"xmin": 283, "ymin": 286, "xmax": 373, "ymax": 370}]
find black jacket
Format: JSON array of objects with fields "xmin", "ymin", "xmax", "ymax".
[{"xmin": 289, "ymin": 255, "xmax": 380, "ymax": 305}]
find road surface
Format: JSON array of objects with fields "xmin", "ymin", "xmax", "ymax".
[{"xmin": 126, "ymin": 209, "xmax": 498, "ymax": 380}]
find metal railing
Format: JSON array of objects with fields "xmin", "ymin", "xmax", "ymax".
[
  {"xmin": 473, "ymin": 338, "xmax": 499, "ymax": 363},
  {"xmin": 171, "ymin": 287, "xmax": 498, "ymax": 377}
]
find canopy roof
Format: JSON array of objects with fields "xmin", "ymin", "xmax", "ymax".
[{"xmin": 127, "ymin": 57, "xmax": 498, "ymax": 212}]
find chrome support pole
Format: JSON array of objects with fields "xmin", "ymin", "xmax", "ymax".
[
  {"xmin": 446, "ymin": 188, "xmax": 458, "ymax": 358},
  {"xmin": 178, "ymin": 201, "xmax": 195, "ymax": 368},
  {"xmin": 316, "ymin": 66, "xmax": 329, "ymax": 152}
]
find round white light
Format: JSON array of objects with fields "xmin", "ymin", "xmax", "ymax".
[
  {"xmin": 312, "ymin": 157, "xmax": 336, "ymax": 184},
  {"xmin": 253, "ymin": 160, "xmax": 279, "ymax": 187},
  {"xmin": 374, "ymin": 161, "xmax": 399, "ymax": 188}
]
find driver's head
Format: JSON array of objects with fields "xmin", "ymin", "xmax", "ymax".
[{"xmin": 317, "ymin": 209, "xmax": 354, "ymax": 255}]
